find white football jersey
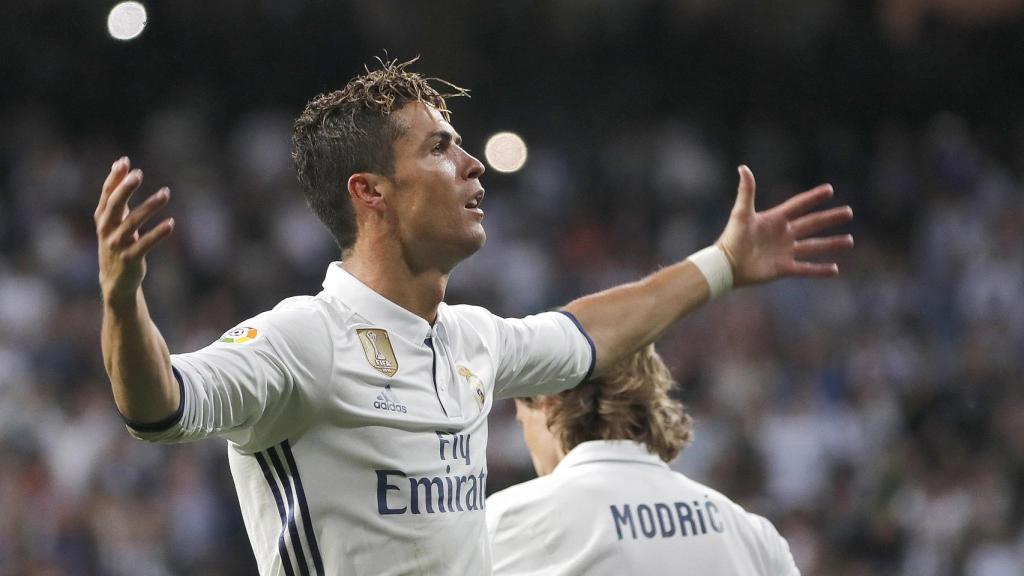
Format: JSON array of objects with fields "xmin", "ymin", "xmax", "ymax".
[
  {"xmin": 486, "ymin": 440, "xmax": 800, "ymax": 576},
  {"xmin": 126, "ymin": 263, "xmax": 595, "ymax": 576}
]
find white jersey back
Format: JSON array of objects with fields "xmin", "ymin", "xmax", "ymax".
[
  {"xmin": 486, "ymin": 441, "xmax": 800, "ymax": 576},
  {"xmin": 126, "ymin": 263, "xmax": 594, "ymax": 575}
]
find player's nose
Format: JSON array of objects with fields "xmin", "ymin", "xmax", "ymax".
[{"xmin": 464, "ymin": 151, "xmax": 485, "ymax": 180}]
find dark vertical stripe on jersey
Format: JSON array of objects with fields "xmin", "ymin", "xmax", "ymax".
[
  {"xmin": 268, "ymin": 446, "xmax": 311, "ymax": 576},
  {"xmin": 282, "ymin": 440, "xmax": 325, "ymax": 576},
  {"xmin": 255, "ymin": 451, "xmax": 297, "ymax": 576},
  {"xmin": 424, "ymin": 337, "xmax": 448, "ymax": 416}
]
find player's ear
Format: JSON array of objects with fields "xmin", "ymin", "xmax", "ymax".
[{"xmin": 348, "ymin": 173, "xmax": 386, "ymax": 212}]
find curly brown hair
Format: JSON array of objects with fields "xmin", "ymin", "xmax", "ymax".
[
  {"xmin": 291, "ymin": 57, "xmax": 469, "ymax": 251},
  {"xmin": 522, "ymin": 344, "xmax": 694, "ymax": 463}
]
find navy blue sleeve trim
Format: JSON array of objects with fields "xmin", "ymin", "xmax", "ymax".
[
  {"xmin": 121, "ymin": 366, "xmax": 186, "ymax": 433},
  {"xmin": 556, "ymin": 310, "xmax": 596, "ymax": 382}
]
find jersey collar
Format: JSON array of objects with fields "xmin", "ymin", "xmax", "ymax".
[
  {"xmin": 554, "ymin": 440, "xmax": 670, "ymax": 473},
  {"xmin": 322, "ymin": 262, "xmax": 433, "ymax": 341}
]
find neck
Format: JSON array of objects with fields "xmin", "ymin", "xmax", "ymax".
[{"xmin": 342, "ymin": 242, "xmax": 448, "ymax": 324}]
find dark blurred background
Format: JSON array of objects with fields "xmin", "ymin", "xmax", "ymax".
[{"xmin": 1, "ymin": 1, "xmax": 1023, "ymax": 574}]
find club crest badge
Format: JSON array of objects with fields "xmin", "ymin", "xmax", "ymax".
[
  {"xmin": 219, "ymin": 326, "xmax": 259, "ymax": 344},
  {"xmin": 458, "ymin": 365, "xmax": 486, "ymax": 408},
  {"xmin": 357, "ymin": 328, "xmax": 399, "ymax": 377}
]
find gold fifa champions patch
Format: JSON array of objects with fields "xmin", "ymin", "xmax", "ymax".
[
  {"xmin": 357, "ymin": 328, "xmax": 399, "ymax": 377},
  {"xmin": 458, "ymin": 365, "xmax": 486, "ymax": 408},
  {"xmin": 219, "ymin": 326, "xmax": 259, "ymax": 344}
]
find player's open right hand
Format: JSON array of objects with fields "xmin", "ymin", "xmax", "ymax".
[{"xmin": 95, "ymin": 157, "xmax": 175, "ymax": 306}]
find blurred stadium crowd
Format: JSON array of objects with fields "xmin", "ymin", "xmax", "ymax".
[{"xmin": 2, "ymin": 1, "xmax": 1023, "ymax": 575}]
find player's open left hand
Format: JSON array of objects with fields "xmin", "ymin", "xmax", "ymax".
[
  {"xmin": 716, "ymin": 165, "xmax": 853, "ymax": 287},
  {"xmin": 95, "ymin": 157, "xmax": 175, "ymax": 305}
]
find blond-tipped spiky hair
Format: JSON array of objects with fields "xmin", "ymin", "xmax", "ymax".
[{"xmin": 292, "ymin": 57, "xmax": 468, "ymax": 251}]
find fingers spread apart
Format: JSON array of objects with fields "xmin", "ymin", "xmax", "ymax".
[
  {"xmin": 114, "ymin": 188, "xmax": 171, "ymax": 245},
  {"xmin": 785, "ymin": 233, "xmax": 852, "ymax": 279},
  {"xmin": 775, "ymin": 184, "xmax": 834, "ymax": 219},
  {"xmin": 97, "ymin": 157, "xmax": 130, "ymax": 219},
  {"xmin": 790, "ymin": 205, "xmax": 853, "ymax": 239},
  {"xmin": 123, "ymin": 217, "xmax": 175, "ymax": 261},
  {"xmin": 97, "ymin": 168, "xmax": 144, "ymax": 231},
  {"xmin": 782, "ymin": 260, "xmax": 840, "ymax": 278},
  {"xmin": 793, "ymin": 234, "xmax": 854, "ymax": 258},
  {"xmin": 95, "ymin": 158, "xmax": 175, "ymax": 262}
]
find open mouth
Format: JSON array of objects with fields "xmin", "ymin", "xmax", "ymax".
[{"xmin": 465, "ymin": 190, "xmax": 485, "ymax": 210}]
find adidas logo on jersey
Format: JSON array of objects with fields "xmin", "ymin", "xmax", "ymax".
[{"xmin": 373, "ymin": 384, "xmax": 407, "ymax": 414}]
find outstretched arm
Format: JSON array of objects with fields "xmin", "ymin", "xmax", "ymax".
[
  {"xmin": 563, "ymin": 165, "xmax": 853, "ymax": 376},
  {"xmin": 96, "ymin": 157, "xmax": 179, "ymax": 424}
]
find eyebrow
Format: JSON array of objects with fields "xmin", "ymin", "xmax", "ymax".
[{"xmin": 426, "ymin": 130, "xmax": 462, "ymax": 147}]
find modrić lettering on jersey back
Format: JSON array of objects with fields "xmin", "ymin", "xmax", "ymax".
[{"xmin": 610, "ymin": 496, "xmax": 726, "ymax": 541}]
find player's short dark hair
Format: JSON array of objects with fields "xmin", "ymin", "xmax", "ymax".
[
  {"xmin": 521, "ymin": 344, "xmax": 694, "ymax": 463},
  {"xmin": 291, "ymin": 57, "xmax": 468, "ymax": 252}
]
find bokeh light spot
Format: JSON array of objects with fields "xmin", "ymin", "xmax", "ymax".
[
  {"xmin": 484, "ymin": 132, "xmax": 528, "ymax": 173},
  {"xmin": 108, "ymin": 2, "xmax": 148, "ymax": 41}
]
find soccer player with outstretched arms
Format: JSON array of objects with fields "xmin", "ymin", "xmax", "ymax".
[{"xmin": 95, "ymin": 59, "xmax": 852, "ymax": 575}]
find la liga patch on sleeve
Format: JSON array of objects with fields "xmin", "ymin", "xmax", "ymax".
[{"xmin": 219, "ymin": 326, "xmax": 260, "ymax": 344}]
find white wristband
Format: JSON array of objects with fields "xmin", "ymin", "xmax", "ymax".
[{"xmin": 687, "ymin": 245, "xmax": 734, "ymax": 300}]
